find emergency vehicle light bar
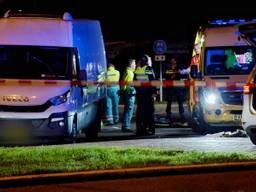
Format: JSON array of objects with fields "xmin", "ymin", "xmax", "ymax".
[{"xmin": 209, "ymin": 19, "xmax": 256, "ymax": 26}]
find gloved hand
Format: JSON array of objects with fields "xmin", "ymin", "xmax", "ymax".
[
  {"xmin": 117, "ymin": 90, "xmax": 124, "ymax": 96},
  {"xmin": 151, "ymin": 93, "xmax": 157, "ymax": 101}
]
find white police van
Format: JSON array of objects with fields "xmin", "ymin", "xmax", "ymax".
[{"xmin": 0, "ymin": 10, "xmax": 107, "ymax": 142}]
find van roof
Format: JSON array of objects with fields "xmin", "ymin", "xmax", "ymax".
[{"xmin": 3, "ymin": 10, "xmax": 73, "ymax": 21}]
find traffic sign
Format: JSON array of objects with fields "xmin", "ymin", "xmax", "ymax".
[
  {"xmin": 153, "ymin": 40, "xmax": 167, "ymax": 54},
  {"xmin": 155, "ymin": 55, "xmax": 166, "ymax": 61}
]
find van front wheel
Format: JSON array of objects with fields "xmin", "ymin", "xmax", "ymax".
[
  {"xmin": 248, "ymin": 131, "xmax": 256, "ymax": 145},
  {"xmin": 86, "ymin": 104, "xmax": 101, "ymax": 139},
  {"xmin": 190, "ymin": 105, "xmax": 208, "ymax": 135}
]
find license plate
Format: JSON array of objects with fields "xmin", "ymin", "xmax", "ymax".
[
  {"xmin": 2, "ymin": 122, "xmax": 31, "ymax": 141},
  {"xmin": 233, "ymin": 114, "xmax": 241, "ymax": 120}
]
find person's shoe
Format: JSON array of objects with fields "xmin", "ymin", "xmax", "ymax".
[
  {"xmin": 122, "ymin": 128, "xmax": 133, "ymax": 133},
  {"xmin": 178, "ymin": 114, "xmax": 188, "ymax": 126},
  {"xmin": 177, "ymin": 121, "xmax": 188, "ymax": 127},
  {"xmin": 176, "ymin": 120, "xmax": 188, "ymax": 127},
  {"xmin": 169, "ymin": 121, "xmax": 174, "ymax": 127},
  {"xmin": 105, "ymin": 121, "xmax": 114, "ymax": 126},
  {"xmin": 165, "ymin": 114, "xmax": 171, "ymax": 120},
  {"xmin": 165, "ymin": 114, "xmax": 172, "ymax": 124},
  {"xmin": 145, "ymin": 128, "xmax": 155, "ymax": 135},
  {"xmin": 136, "ymin": 129, "xmax": 145, "ymax": 136},
  {"xmin": 180, "ymin": 114, "xmax": 186, "ymax": 123}
]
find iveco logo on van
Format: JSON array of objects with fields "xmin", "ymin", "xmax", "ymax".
[{"xmin": 2, "ymin": 96, "xmax": 29, "ymax": 102}]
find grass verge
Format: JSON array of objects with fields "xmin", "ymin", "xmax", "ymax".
[{"xmin": 0, "ymin": 146, "xmax": 256, "ymax": 176}]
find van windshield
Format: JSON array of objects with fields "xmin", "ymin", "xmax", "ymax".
[
  {"xmin": 205, "ymin": 46, "xmax": 256, "ymax": 75},
  {"xmin": 0, "ymin": 45, "xmax": 72, "ymax": 79}
]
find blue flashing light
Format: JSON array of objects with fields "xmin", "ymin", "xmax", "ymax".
[{"xmin": 209, "ymin": 19, "xmax": 256, "ymax": 26}]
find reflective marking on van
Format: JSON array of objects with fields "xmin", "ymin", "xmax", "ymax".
[
  {"xmin": 0, "ymin": 79, "xmax": 70, "ymax": 86},
  {"xmin": 0, "ymin": 80, "xmax": 6, "ymax": 84},
  {"xmin": 205, "ymin": 79, "xmax": 217, "ymax": 88},
  {"xmin": 51, "ymin": 117, "xmax": 64, "ymax": 122},
  {"xmin": 44, "ymin": 81, "xmax": 58, "ymax": 85},
  {"xmin": 18, "ymin": 80, "xmax": 32, "ymax": 84}
]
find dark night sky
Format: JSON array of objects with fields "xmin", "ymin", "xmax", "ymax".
[{"xmin": 0, "ymin": 0, "xmax": 255, "ymax": 42}]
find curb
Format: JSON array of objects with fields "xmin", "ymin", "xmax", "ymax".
[{"xmin": 1, "ymin": 161, "xmax": 256, "ymax": 188}]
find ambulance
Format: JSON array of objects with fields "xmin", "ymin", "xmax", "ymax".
[
  {"xmin": 0, "ymin": 10, "xmax": 107, "ymax": 142},
  {"xmin": 189, "ymin": 19, "xmax": 256, "ymax": 134}
]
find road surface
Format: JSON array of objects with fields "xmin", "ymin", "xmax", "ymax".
[{"xmin": 2, "ymin": 170, "xmax": 256, "ymax": 192}]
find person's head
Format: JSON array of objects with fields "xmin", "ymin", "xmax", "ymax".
[
  {"xmin": 140, "ymin": 54, "xmax": 152, "ymax": 67},
  {"xmin": 128, "ymin": 59, "xmax": 136, "ymax": 70},
  {"xmin": 108, "ymin": 63, "xmax": 115, "ymax": 68},
  {"xmin": 170, "ymin": 57, "xmax": 177, "ymax": 66},
  {"xmin": 136, "ymin": 59, "xmax": 141, "ymax": 67}
]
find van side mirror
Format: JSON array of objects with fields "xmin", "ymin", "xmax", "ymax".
[{"xmin": 190, "ymin": 65, "xmax": 198, "ymax": 79}]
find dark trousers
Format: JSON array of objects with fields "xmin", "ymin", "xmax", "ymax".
[
  {"xmin": 136, "ymin": 90, "xmax": 155, "ymax": 135},
  {"xmin": 166, "ymin": 87, "xmax": 185, "ymax": 117}
]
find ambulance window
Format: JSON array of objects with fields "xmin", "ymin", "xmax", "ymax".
[{"xmin": 205, "ymin": 46, "xmax": 256, "ymax": 75}]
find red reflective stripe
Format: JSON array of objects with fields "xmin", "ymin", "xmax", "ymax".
[
  {"xmin": 140, "ymin": 82, "xmax": 152, "ymax": 87},
  {"xmin": 119, "ymin": 80, "xmax": 126, "ymax": 87},
  {"xmin": 184, "ymin": 80, "xmax": 194, "ymax": 87},
  {"xmin": 163, "ymin": 80, "xmax": 173, "ymax": 88},
  {"xmin": 226, "ymin": 82, "xmax": 236, "ymax": 89},
  {"xmin": 205, "ymin": 79, "xmax": 216, "ymax": 88},
  {"xmin": 44, "ymin": 81, "xmax": 57, "ymax": 85},
  {"xmin": 71, "ymin": 80, "xmax": 81, "ymax": 86},
  {"xmin": 18, "ymin": 80, "xmax": 32, "ymax": 84},
  {"xmin": 118, "ymin": 80, "xmax": 123, "ymax": 86}
]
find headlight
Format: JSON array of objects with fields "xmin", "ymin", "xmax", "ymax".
[
  {"xmin": 50, "ymin": 91, "xmax": 70, "ymax": 106},
  {"xmin": 203, "ymin": 90, "xmax": 219, "ymax": 104},
  {"xmin": 204, "ymin": 93, "xmax": 217, "ymax": 104}
]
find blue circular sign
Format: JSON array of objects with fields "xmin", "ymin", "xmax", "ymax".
[{"xmin": 153, "ymin": 40, "xmax": 167, "ymax": 54}]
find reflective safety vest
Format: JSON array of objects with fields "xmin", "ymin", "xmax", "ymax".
[
  {"xmin": 135, "ymin": 65, "xmax": 149, "ymax": 81},
  {"xmin": 164, "ymin": 64, "xmax": 181, "ymax": 80},
  {"xmin": 122, "ymin": 67, "xmax": 134, "ymax": 91},
  {"xmin": 106, "ymin": 66, "xmax": 120, "ymax": 86}
]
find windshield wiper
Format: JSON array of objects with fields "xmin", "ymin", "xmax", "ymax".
[{"xmin": 31, "ymin": 56, "xmax": 54, "ymax": 73}]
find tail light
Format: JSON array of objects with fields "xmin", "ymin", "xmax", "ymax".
[{"xmin": 244, "ymin": 83, "xmax": 254, "ymax": 94}]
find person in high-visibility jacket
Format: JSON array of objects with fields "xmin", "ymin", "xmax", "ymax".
[
  {"xmin": 106, "ymin": 63, "xmax": 120, "ymax": 125},
  {"xmin": 121, "ymin": 59, "xmax": 136, "ymax": 132},
  {"xmin": 135, "ymin": 54, "xmax": 157, "ymax": 135}
]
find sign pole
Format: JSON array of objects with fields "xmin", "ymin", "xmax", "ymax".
[
  {"xmin": 159, "ymin": 61, "xmax": 163, "ymax": 102},
  {"xmin": 153, "ymin": 40, "xmax": 167, "ymax": 103}
]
